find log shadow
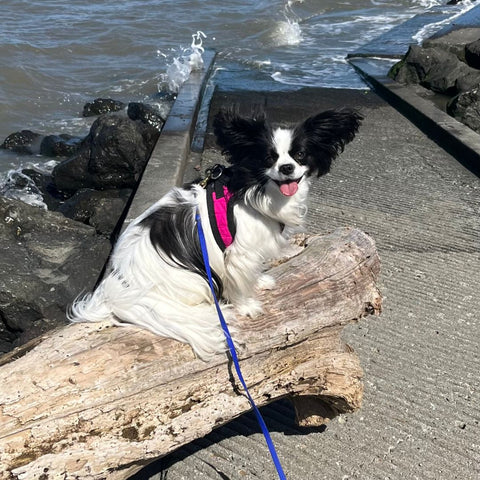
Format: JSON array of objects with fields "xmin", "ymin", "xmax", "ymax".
[{"xmin": 128, "ymin": 398, "xmax": 326, "ymax": 480}]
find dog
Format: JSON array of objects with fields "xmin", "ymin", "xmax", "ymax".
[{"xmin": 69, "ymin": 108, "xmax": 362, "ymax": 360}]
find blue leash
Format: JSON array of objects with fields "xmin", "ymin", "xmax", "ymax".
[{"xmin": 195, "ymin": 209, "xmax": 287, "ymax": 480}]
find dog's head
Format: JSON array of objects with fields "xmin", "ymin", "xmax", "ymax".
[{"xmin": 213, "ymin": 108, "xmax": 362, "ymax": 196}]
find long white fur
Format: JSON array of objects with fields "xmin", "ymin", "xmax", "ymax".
[{"xmin": 69, "ymin": 127, "xmax": 311, "ymax": 360}]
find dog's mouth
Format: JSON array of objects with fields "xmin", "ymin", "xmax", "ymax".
[{"xmin": 274, "ymin": 177, "xmax": 303, "ymax": 197}]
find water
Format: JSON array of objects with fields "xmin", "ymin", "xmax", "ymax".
[{"xmin": 0, "ymin": 0, "xmax": 474, "ymax": 184}]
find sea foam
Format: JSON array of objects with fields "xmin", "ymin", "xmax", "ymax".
[
  {"xmin": 159, "ymin": 31, "xmax": 207, "ymax": 93},
  {"xmin": 0, "ymin": 160, "xmax": 57, "ymax": 210},
  {"xmin": 270, "ymin": 20, "xmax": 303, "ymax": 46}
]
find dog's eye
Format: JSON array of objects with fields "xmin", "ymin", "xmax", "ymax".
[{"xmin": 293, "ymin": 151, "xmax": 305, "ymax": 162}]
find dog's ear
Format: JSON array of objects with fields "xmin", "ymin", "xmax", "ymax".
[
  {"xmin": 295, "ymin": 109, "xmax": 363, "ymax": 176},
  {"xmin": 213, "ymin": 108, "xmax": 270, "ymax": 161}
]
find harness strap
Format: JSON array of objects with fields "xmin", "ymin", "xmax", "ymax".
[{"xmin": 205, "ymin": 166, "xmax": 236, "ymax": 251}]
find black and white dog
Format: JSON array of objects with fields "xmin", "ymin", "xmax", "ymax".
[{"xmin": 69, "ymin": 108, "xmax": 362, "ymax": 360}]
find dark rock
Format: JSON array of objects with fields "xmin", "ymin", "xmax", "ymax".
[
  {"xmin": 89, "ymin": 194, "xmax": 129, "ymax": 235},
  {"xmin": 447, "ymin": 85, "xmax": 480, "ymax": 133},
  {"xmin": 389, "ymin": 45, "xmax": 449, "ymax": 85},
  {"xmin": 57, "ymin": 188, "xmax": 99, "ymax": 223},
  {"xmin": 465, "ymin": 38, "xmax": 480, "ymax": 70},
  {"xmin": 127, "ymin": 102, "xmax": 166, "ymax": 131},
  {"xmin": 456, "ymin": 69, "xmax": 480, "ymax": 94},
  {"xmin": 422, "ymin": 28, "xmax": 480, "ymax": 63},
  {"xmin": 1, "ymin": 130, "xmax": 42, "ymax": 155},
  {"xmin": 82, "ymin": 98, "xmax": 126, "ymax": 117},
  {"xmin": 40, "ymin": 134, "xmax": 82, "ymax": 157},
  {"xmin": 390, "ymin": 45, "xmax": 480, "ymax": 95},
  {"xmin": 52, "ymin": 112, "xmax": 160, "ymax": 193},
  {"xmin": 86, "ymin": 114, "xmax": 159, "ymax": 186},
  {"xmin": 51, "ymin": 151, "xmax": 91, "ymax": 193},
  {"xmin": 0, "ymin": 196, "xmax": 111, "ymax": 353},
  {"xmin": 58, "ymin": 188, "xmax": 132, "ymax": 235}
]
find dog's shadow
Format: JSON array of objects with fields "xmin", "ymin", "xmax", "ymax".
[{"xmin": 128, "ymin": 398, "xmax": 327, "ymax": 480}]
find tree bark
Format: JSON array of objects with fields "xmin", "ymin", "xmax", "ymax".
[{"xmin": 0, "ymin": 227, "xmax": 381, "ymax": 480}]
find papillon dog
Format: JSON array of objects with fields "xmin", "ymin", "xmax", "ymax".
[{"xmin": 69, "ymin": 108, "xmax": 362, "ymax": 360}]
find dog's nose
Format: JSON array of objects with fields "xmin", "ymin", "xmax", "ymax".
[{"xmin": 279, "ymin": 164, "xmax": 295, "ymax": 176}]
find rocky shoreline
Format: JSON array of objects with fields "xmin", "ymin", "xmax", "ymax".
[
  {"xmin": 0, "ymin": 98, "xmax": 171, "ymax": 353},
  {"xmin": 389, "ymin": 26, "xmax": 480, "ymax": 133}
]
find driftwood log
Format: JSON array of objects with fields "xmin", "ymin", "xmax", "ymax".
[{"xmin": 0, "ymin": 227, "xmax": 381, "ymax": 480}]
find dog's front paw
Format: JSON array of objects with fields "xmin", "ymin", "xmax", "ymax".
[
  {"xmin": 257, "ymin": 274, "xmax": 276, "ymax": 291},
  {"xmin": 237, "ymin": 298, "xmax": 263, "ymax": 318}
]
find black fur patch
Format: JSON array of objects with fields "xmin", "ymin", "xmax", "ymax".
[
  {"xmin": 292, "ymin": 109, "xmax": 363, "ymax": 176},
  {"xmin": 213, "ymin": 109, "xmax": 273, "ymax": 194},
  {"xmin": 140, "ymin": 198, "xmax": 223, "ymax": 299}
]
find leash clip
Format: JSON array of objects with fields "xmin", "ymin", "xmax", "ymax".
[{"xmin": 199, "ymin": 164, "xmax": 224, "ymax": 188}]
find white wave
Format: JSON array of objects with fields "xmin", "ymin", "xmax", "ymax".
[
  {"xmin": 270, "ymin": 20, "xmax": 303, "ymax": 46},
  {"xmin": 252, "ymin": 59, "xmax": 272, "ymax": 68},
  {"xmin": 188, "ymin": 30, "xmax": 207, "ymax": 70},
  {"xmin": 158, "ymin": 31, "xmax": 207, "ymax": 93},
  {"xmin": 33, "ymin": 159, "xmax": 57, "ymax": 174},
  {"xmin": 0, "ymin": 162, "xmax": 56, "ymax": 210},
  {"xmin": 413, "ymin": 0, "xmax": 476, "ymax": 43},
  {"xmin": 286, "ymin": 0, "xmax": 304, "ymax": 6},
  {"xmin": 413, "ymin": 0, "xmax": 443, "ymax": 8}
]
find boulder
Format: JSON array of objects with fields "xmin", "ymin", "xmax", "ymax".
[
  {"xmin": 52, "ymin": 112, "xmax": 160, "ymax": 193},
  {"xmin": 51, "ymin": 150, "xmax": 91, "ymax": 193},
  {"xmin": 0, "ymin": 196, "xmax": 111, "ymax": 353},
  {"xmin": 423, "ymin": 28, "xmax": 480, "ymax": 62},
  {"xmin": 82, "ymin": 98, "xmax": 126, "ymax": 117},
  {"xmin": 40, "ymin": 134, "xmax": 82, "ymax": 157},
  {"xmin": 447, "ymin": 85, "xmax": 480, "ymax": 133},
  {"xmin": 86, "ymin": 113, "xmax": 159, "ymax": 186},
  {"xmin": 389, "ymin": 45, "xmax": 480, "ymax": 95},
  {"xmin": 1, "ymin": 130, "xmax": 42, "ymax": 155},
  {"xmin": 465, "ymin": 38, "xmax": 480, "ymax": 70},
  {"xmin": 58, "ymin": 188, "xmax": 132, "ymax": 235},
  {"xmin": 127, "ymin": 102, "xmax": 166, "ymax": 131}
]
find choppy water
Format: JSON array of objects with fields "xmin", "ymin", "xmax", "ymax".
[{"xmin": 0, "ymin": 0, "xmax": 475, "ymax": 183}]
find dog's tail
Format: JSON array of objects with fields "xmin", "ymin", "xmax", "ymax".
[
  {"xmin": 68, "ymin": 282, "xmax": 114, "ymax": 324},
  {"xmin": 68, "ymin": 272, "xmax": 231, "ymax": 361}
]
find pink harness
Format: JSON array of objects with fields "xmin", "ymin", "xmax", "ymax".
[{"xmin": 205, "ymin": 165, "xmax": 236, "ymax": 251}]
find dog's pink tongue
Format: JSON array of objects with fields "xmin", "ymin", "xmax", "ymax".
[{"xmin": 279, "ymin": 181, "xmax": 298, "ymax": 196}]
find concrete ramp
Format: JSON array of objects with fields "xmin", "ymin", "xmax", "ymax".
[
  {"xmin": 124, "ymin": 7, "xmax": 480, "ymax": 477},
  {"xmin": 127, "ymin": 84, "xmax": 480, "ymax": 480}
]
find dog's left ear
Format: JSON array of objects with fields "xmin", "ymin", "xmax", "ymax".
[{"xmin": 295, "ymin": 109, "xmax": 363, "ymax": 176}]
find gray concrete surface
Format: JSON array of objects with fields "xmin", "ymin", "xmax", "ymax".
[{"xmin": 129, "ymin": 85, "xmax": 480, "ymax": 480}]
